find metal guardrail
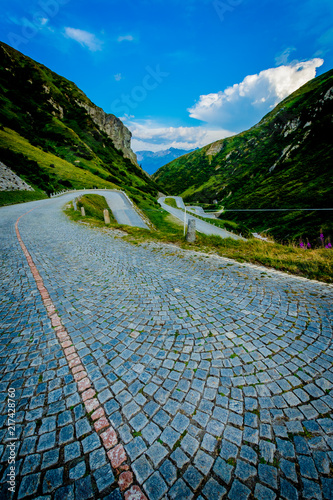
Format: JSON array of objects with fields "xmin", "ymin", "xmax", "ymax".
[{"xmin": 222, "ymin": 208, "xmax": 333, "ymax": 211}]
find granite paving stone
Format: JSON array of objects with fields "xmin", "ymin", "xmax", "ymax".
[
  {"xmin": 17, "ymin": 473, "xmax": 41, "ymax": 499},
  {"xmin": 160, "ymin": 427, "xmax": 181, "ymax": 448},
  {"xmin": 93, "ymin": 463, "xmax": 115, "ymax": 492},
  {"xmin": 258, "ymin": 463, "xmax": 278, "ymax": 490},
  {"xmin": 37, "ymin": 432, "xmax": 56, "ymax": 453},
  {"xmin": 213, "ymin": 457, "xmax": 233, "ymax": 484},
  {"xmin": 54, "ymin": 485, "xmax": 74, "ymax": 500},
  {"xmin": 183, "ymin": 465, "xmax": 204, "ymax": 491},
  {"xmin": 169, "ymin": 478, "xmax": 193, "ymax": 500},
  {"xmin": 143, "ymin": 471, "xmax": 168, "ymax": 500},
  {"xmin": 235, "ymin": 459, "xmax": 257, "ymax": 481},
  {"xmin": 220, "ymin": 439, "xmax": 238, "ymax": 461},
  {"xmin": 43, "ymin": 467, "xmax": 63, "ymax": 493},
  {"xmin": 202, "ymin": 478, "xmax": 226, "ymax": 499},
  {"xmin": 21, "ymin": 454, "xmax": 41, "ymax": 476},
  {"xmin": 228, "ymin": 479, "xmax": 251, "ymax": 500},
  {"xmin": 146, "ymin": 441, "xmax": 168, "ymax": 467},
  {"xmin": 280, "ymin": 478, "xmax": 299, "ymax": 500},
  {"xmin": 194, "ymin": 450, "xmax": 214, "ymax": 475},
  {"xmin": 322, "ymin": 478, "xmax": 333, "ymax": 500},
  {"xmin": 181, "ymin": 433, "xmax": 200, "ymax": 456},
  {"xmin": 254, "ymin": 483, "xmax": 276, "ymax": 500},
  {"xmin": 132, "ymin": 455, "xmax": 154, "ymax": 484},
  {"xmin": 302, "ymin": 478, "xmax": 323, "ymax": 499},
  {"xmin": 41, "ymin": 448, "xmax": 60, "ymax": 469},
  {"xmin": 64, "ymin": 442, "xmax": 81, "ymax": 463},
  {"xmin": 75, "ymin": 476, "xmax": 94, "ymax": 500},
  {"xmin": 89, "ymin": 447, "xmax": 107, "ymax": 471},
  {"xmin": 69, "ymin": 461, "xmax": 86, "ymax": 480},
  {"xmin": 159, "ymin": 459, "xmax": 177, "ymax": 486},
  {"xmin": 298, "ymin": 455, "xmax": 319, "ymax": 479}
]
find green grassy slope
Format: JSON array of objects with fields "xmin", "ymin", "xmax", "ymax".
[
  {"xmin": 0, "ymin": 41, "xmax": 159, "ymax": 204},
  {"xmin": 154, "ymin": 70, "xmax": 333, "ymax": 241}
]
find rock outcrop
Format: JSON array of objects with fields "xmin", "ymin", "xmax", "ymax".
[
  {"xmin": 0, "ymin": 162, "xmax": 34, "ymax": 191},
  {"xmin": 76, "ymin": 102, "xmax": 138, "ymax": 166},
  {"xmin": 0, "ymin": 42, "xmax": 138, "ymax": 169},
  {"xmin": 206, "ymin": 141, "xmax": 225, "ymax": 156}
]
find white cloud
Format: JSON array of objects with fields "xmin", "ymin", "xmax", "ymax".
[
  {"xmin": 188, "ymin": 59, "xmax": 324, "ymax": 131},
  {"xmin": 117, "ymin": 35, "xmax": 134, "ymax": 42},
  {"xmin": 114, "ymin": 73, "xmax": 122, "ymax": 81},
  {"xmin": 122, "ymin": 59, "xmax": 324, "ymax": 154},
  {"xmin": 275, "ymin": 47, "xmax": 296, "ymax": 66},
  {"xmin": 125, "ymin": 119, "xmax": 235, "ymax": 152},
  {"xmin": 64, "ymin": 27, "xmax": 102, "ymax": 51}
]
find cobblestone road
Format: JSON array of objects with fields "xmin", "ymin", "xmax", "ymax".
[{"xmin": 1, "ymin": 193, "xmax": 333, "ymax": 500}]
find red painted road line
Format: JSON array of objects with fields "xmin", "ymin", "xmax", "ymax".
[{"xmin": 15, "ymin": 209, "xmax": 147, "ymax": 500}]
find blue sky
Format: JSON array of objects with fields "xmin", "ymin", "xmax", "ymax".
[{"xmin": 1, "ymin": 0, "xmax": 332, "ymax": 151}]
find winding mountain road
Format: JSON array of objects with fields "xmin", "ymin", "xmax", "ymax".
[
  {"xmin": 159, "ymin": 196, "xmax": 245, "ymax": 240},
  {"xmin": 0, "ymin": 194, "xmax": 332, "ymax": 500},
  {"xmin": 187, "ymin": 206, "xmax": 216, "ymax": 219},
  {"xmin": 68, "ymin": 189, "xmax": 148, "ymax": 229},
  {"xmin": 103, "ymin": 191, "xmax": 148, "ymax": 229}
]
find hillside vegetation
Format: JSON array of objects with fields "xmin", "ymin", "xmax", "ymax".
[
  {"xmin": 154, "ymin": 70, "xmax": 333, "ymax": 241},
  {"xmin": 0, "ymin": 42, "xmax": 159, "ymax": 205}
]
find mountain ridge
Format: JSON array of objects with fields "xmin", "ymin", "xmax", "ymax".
[
  {"xmin": 0, "ymin": 41, "xmax": 158, "ymax": 201},
  {"xmin": 153, "ymin": 69, "xmax": 333, "ymax": 240},
  {"xmin": 136, "ymin": 147, "xmax": 196, "ymax": 174}
]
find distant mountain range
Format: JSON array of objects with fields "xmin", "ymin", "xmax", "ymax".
[
  {"xmin": 153, "ymin": 69, "xmax": 333, "ymax": 241},
  {"xmin": 136, "ymin": 148, "xmax": 196, "ymax": 174}
]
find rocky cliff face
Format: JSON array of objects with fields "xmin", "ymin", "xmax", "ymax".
[
  {"xmin": 0, "ymin": 162, "xmax": 34, "ymax": 191},
  {"xmin": 0, "ymin": 41, "xmax": 138, "ymax": 167},
  {"xmin": 76, "ymin": 102, "xmax": 138, "ymax": 166}
]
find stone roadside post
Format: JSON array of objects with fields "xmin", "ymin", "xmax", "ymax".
[
  {"xmin": 81, "ymin": 207, "xmax": 86, "ymax": 217},
  {"xmin": 103, "ymin": 209, "xmax": 110, "ymax": 225},
  {"xmin": 186, "ymin": 218, "xmax": 196, "ymax": 243}
]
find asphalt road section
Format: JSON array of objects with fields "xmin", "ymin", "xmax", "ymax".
[{"xmin": 159, "ymin": 196, "xmax": 245, "ymax": 240}]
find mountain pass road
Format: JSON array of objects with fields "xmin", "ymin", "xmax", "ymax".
[
  {"xmin": 60, "ymin": 189, "xmax": 148, "ymax": 229},
  {"xmin": 0, "ymin": 196, "xmax": 333, "ymax": 500},
  {"xmin": 159, "ymin": 196, "xmax": 245, "ymax": 240},
  {"xmin": 0, "ymin": 195, "xmax": 332, "ymax": 499}
]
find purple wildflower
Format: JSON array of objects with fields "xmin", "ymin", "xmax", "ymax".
[
  {"xmin": 307, "ymin": 242, "xmax": 311, "ymax": 249},
  {"xmin": 320, "ymin": 233, "xmax": 324, "ymax": 239},
  {"xmin": 299, "ymin": 241, "xmax": 305, "ymax": 248},
  {"xmin": 325, "ymin": 243, "xmax": 332, "ymax": 249}
]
